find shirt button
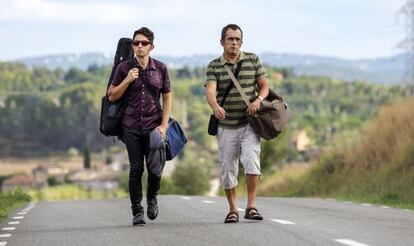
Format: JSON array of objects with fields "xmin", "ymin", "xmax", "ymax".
[
  {"xmin": 141, "ymin": 100, "xmax": 144, "ymax": 103},
  {"xmin": 142, "ymin": 92, "xmax": 145, "ymax": 94}
]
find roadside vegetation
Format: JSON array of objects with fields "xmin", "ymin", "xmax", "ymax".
[
  {"xmin": 27, "ymin": 185, "xmax": 127, "ymax": 201},
  {"xmin": 0, "ymin": 189, "xmax": 31, "ymax": 223},
  {"xmin": 265, "ymin": 97, "xmax": 414, "ymax": 209}
]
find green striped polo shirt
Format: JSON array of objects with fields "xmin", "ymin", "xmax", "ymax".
[{"xmin": 205, "ymin": 51, "xmax": 267, "ymax": 128}]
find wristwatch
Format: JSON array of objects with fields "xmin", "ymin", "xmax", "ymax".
[{"xmin": 257, "ymin": 95, "xmax": 264, "ymax": 101}]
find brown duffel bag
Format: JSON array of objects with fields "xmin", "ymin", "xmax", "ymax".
[
  {"xmin": 247, "ymin": 88, "xmax": 288, "ymax": 140},
  {"xmin": 224, "ymin": 65, "xmax": 288, "ymax": 140}
]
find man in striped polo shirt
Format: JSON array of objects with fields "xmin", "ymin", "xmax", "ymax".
[{"xmin": 205, "ymin": 24, "xmax": 269, "ymax": 223}]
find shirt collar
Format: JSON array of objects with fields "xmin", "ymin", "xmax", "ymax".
[
  {"xmin": 147, "ymin": 57, "xmax": 156, "ymax": 70},
  {"xmin": 220, "ymin": 51, "xmax": 247, "ymax": 65},
  {"xmin": 134, "ymin": 57, "xmax": 157, "ymax": 71}
]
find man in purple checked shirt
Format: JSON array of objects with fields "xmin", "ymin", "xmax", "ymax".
[{"xmin": 107, "ymin": 27, "xmax": 172, "ymax": 226}]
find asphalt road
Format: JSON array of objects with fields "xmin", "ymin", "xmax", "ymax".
[{"xmin": 1, "ymin": 196, "xmax": 413, "ymax": 246}]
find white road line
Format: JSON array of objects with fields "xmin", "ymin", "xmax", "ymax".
[
  {"xmin": 0, "ymin": 234, "xmax": 11, "ymax": 238},
  {"xmin": 201, "ymin": 200, "xmax": 215, "ymax": 204},
  {"xmin": 237, "ymin": 208, "xmax": 245, "ymax": 212},
  {"xmin": 380, "ymin": 206, "xmax": 390, "ymax": 209},
  {"xmin": 12, "ymin": 216, "xmax": 23, "ymax": 220},
  {"xmin": 0, "ymin": 241, "xmax": 7, "ymax": 246},
  {"xmin": 1, "ymin": 228, "xmax": 15, "ymax": 231},
  {"xmin": 7, "ymin": 222, "xmax": 19, "ymax": 225},
  {"xmin": 270, "ymin": 219, "xmax": 296, "ymax": 225},
  {"xmin": 21, "ymin": 202, "xmax": 37, "ymax": 212},
  {"xmin": 361, "ymin": 203, "xmax": 372, "ymax": 207},
  {"xmin": 404, "ymin": 209, "xmax": 411, "ymax": 212},
  {"xmin": 17, "ymin": 212, "xmax": 27, "ymax": 215},
  {"xmin": 181, "ymin": 196, "xmax": 191, "ymax": 200},
  {"xmin": 334, "ymin": 239, "xmax": 370, "ymax": 246}
]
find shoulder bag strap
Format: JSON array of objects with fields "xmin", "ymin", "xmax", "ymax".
[
  {"xmin": 218, "ymin": 60, "xmax": 244, "ymax": 106},
  {"xmin": 224, "ymin": 64, "xmax": 251, "ymax": 107}
]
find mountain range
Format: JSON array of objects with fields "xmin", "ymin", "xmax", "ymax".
[{"xmin": 15, "ymin": 52, "xmax": 406, "ymax": 84}]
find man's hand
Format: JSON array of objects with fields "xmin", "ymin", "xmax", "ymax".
[
  {"xmin": 158, "ymin": 125, "xmax": 167, "ymax": 139},
  {"xmin": 213, "ymin": 104, "xmax": 226, "ymax": 120},
  {"xmin": 126, "ymin": 68, "xmax": 139, "ymax": 83},
  {"xmin": 247, "ymin": 99, "xmax": 262, "ymax": 116}
]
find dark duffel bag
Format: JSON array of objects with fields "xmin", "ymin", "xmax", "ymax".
[{"xmin": 247, "ymin": 89, "xmax": 288, "ymax": 140}]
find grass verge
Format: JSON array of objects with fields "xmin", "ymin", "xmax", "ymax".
[
  {"xmin": 27, "ymin": 184, "xmax": 128, "ymax": 201},
  {"xmin": 0, "ymin": 188, "xmax": 31, "ymax": 223}
]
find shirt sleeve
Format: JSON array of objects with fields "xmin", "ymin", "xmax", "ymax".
[
  {"xmin": 204, "ymin": 61, "xmax": 217, "ymax": 86},
  {"xmin": 252, "ymin": 54, "xmax": 267, "ymax": 79},
  {"xmin": 161, "ymin": 65, "xmax": 172, "ymax": 93},
  {"xmin": 111, "ymin": 62, "xmax": 128, "ymax": 86}
]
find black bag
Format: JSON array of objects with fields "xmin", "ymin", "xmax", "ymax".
[
  {"xmin": 99, "ymin": 38, "xmax": 134, "ymax": 137},
  {"xmin": 207, "ymin": 115, "xmax": 219, "ymax": 135},
  {"xmin": 207, "ymin": 60, "xmax": 244, "ymax": 136}
]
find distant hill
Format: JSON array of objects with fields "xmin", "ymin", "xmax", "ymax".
[
  {"xmin": 14, "ymin": 52, "xmax": 406, "ymax": 84},
  {"xmin": 261, "ymin": 53, "xmax": 405, "ymax": 85}
]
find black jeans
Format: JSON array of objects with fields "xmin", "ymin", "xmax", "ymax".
[{"xmin": 122, "ymin": 127, "xmax": 165, "ymax": 215}]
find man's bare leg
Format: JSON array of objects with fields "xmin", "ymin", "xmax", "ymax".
[
  {"xmin": 245, "ymin": 174, "xmax": 263, "ymax": 220},
  {"xmin": 246, "ymin": 174, "xmax": 259, "ymax": 209},
  {"xmin": 223, "ymin": 187, "xmax": 239, "ymax": 222},
  {"xmin": 225, "ymin": 188, "xmax": 237, "ymax": 212}
]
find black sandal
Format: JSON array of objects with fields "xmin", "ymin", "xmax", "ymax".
[
  {"xmin": 224, "ymin": 211, "xmax": 239, "ymax": 223},
  {"xmin": 244, "ymin": 207, "xmax": 263, "ymax": 220}
]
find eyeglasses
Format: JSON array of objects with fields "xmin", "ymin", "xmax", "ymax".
[{"xmin": 132, "ymin": 40, "xmax": 152, "ymax": 46}]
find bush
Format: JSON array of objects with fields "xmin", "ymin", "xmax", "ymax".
[
  {"xmin": 159, "ymin": 176, "xmax": 176, "ymax": 194},
  {"xmin": 171, "ymin": 160, "xmax": 210, "ymax": 195},
  {"xmin": 0, "ymin": 188, "xmax": 31, "ymax": 222},
  {"xmin": 285, "ymin": 97, "xmax": 414, "ymax": 207}
]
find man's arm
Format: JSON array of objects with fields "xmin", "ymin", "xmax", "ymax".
[
  {"xmin": 205, "ymin": 81, "xmax": 226, "ymax": 119},
  {"xmin": 256, "ymin": 76, "xmax": 269, "ymax": 100},
  {"xmin": 107, "ymin": 68, "xmax": 139, "ymax": 102},
  {"xmin": 247, "ymin": 76, "xmax": 269, "ymax": 116},
  {"xmin": 158, "ymin": 92, "xmax": 172, "ymax": 137}
]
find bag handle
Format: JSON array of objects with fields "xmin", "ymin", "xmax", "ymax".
[{"xmin": 224, "ymin": 65, "xmax": 251, "ymax": 107}]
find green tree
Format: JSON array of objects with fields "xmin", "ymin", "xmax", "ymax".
[
  {"xmin": 64, "ymin": 67, "xmax": 94, "ymax": 84},
  {"xmin": 171, "ymin": 160, "xmax": 210, "ymax": 195}
]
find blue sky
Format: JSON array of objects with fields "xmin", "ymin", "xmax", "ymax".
[{"xmin": 0, "ymin": 0, "xmax": 407, "ymax": 60}]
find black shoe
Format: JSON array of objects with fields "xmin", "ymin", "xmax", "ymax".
[
  {"xmin": 132, "ymin": 209, "xmax": 146, "ymax": 225},
  {"xmin": 147, "ymin": 197, "xmax": 159, "ymax": 220}
]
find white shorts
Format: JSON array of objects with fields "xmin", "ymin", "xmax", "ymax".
[{"xmin": 217, "ymin": 124, "xmax": 261, "ymax": 189}]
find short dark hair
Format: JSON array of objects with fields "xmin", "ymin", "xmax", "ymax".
[
  {"xmin": 133, "ymin": 27, "xmax": 154, "ymax": 43},
  {"xmin": 221, "ymin": 24, "xmax": 243, "ymax": 41}
]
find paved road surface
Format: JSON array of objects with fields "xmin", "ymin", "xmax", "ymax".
[{"xmin": 1, "ymin": 196, "xmax": 413, "ymax": 246}]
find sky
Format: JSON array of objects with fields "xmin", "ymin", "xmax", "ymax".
[{"xmin": 0, "ymin": 0, "xmax": 408, "ymax": 60}]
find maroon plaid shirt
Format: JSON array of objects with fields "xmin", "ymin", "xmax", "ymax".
[{"xmin": 111, "ymin": 57, "xmax": 171, "ymax": 129}]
